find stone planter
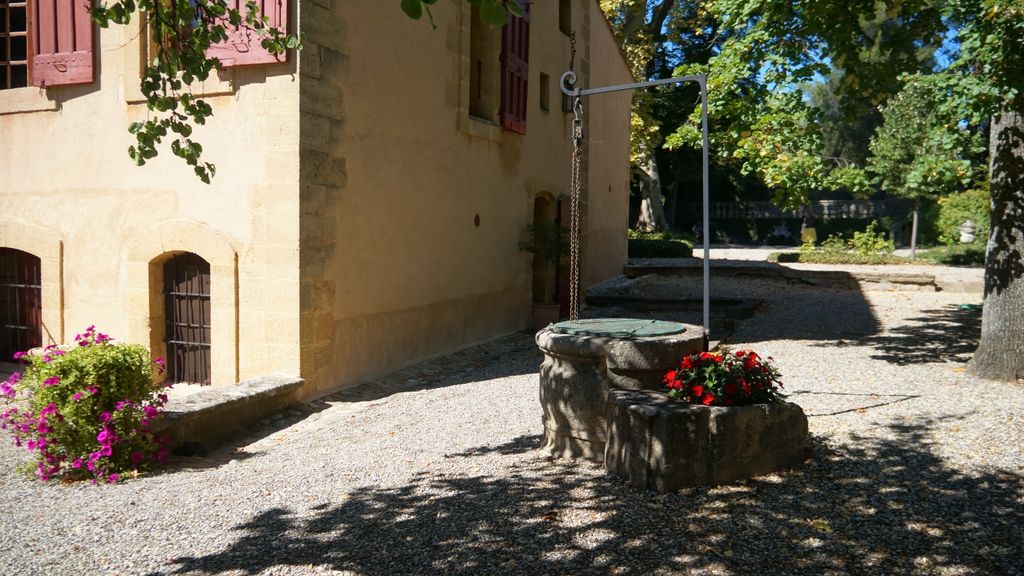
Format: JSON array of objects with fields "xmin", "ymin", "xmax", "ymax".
[
  {"xmin": 604, "ymin": 389, "xmax": 808, "ymax": 492},
  {"xmin": 535, "ymin": 320, "xmax": 704, "ymax": 460}
]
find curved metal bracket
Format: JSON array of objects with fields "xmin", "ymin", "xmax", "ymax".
[{"xmin": 561, "ymin": 71, "xmax": 712, "ymax": 341}]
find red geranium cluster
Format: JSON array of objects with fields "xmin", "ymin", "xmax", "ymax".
[{"xmin": 663, "ymin": 350, "xmax": 784, "ymax": 407}]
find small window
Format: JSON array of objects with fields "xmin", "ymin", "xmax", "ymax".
[
  {"xmin": 469, "ymin": 5, "xmax": 501, "ymax": 123},
  {"xmin": 559, "ymin": 0, "xmax": 572, "ymax": 36},
  {"xmin": 539, "ymin": 72, "xmax": 550, "ymax": 112},
  {"xmin": 0, "ymin": 0, "xmax": 29, "ymax": 89}
]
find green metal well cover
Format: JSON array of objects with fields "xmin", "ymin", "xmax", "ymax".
[{"xmin": 551, "ymin": 318, "xmax": 688, "ymax": 338}]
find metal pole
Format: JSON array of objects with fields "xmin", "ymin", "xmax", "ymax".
[
  {"xmin": 560, "ymin": 71, "xmax": 712, "ymax": 342},
  {"xmin": 700, "ymin": 78, "xmax": 710, "ymax": 346}
]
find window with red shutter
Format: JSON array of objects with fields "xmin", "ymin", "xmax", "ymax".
[
  {"xmin": 29, "ymin": 0, "xmax": 94, "ymax": 88},
  {"xmin": 206, "ymin": 0, "xmax": 288, "ymax": 68},
  {"xmin": 500, "ymin": 0, "xmax": 529, "ymax": 134}
]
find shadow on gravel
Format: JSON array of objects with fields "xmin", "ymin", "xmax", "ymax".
[
  {"xmin": 732, "ymin": 289, "xmax": 881, "ymax": 344},
  {"xmin": 787, "ymin": 391, "xmax": 921, "ymax": 417},
  {"xmin": 154, "ymin": 419, "xmax": 1023, "ymax": 576},
  {"xmin": 855, "ymin": 305, "xmax": 983, "ymax": 366}
]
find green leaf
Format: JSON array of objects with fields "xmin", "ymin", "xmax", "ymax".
[
  {"xmin": 400, "ymin": 0, "xmax": 422, "ymax": 20},
  {"xmin": 480, "ymin": 0, "xmax": 507, "ymax": 27}
]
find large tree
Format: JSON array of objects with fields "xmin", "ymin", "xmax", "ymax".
[
  {"xmin": 957, "ymin": 0, "xmax": 1024, "ymax": 381},
  {"xmin": 600, "ymin": 0, "xmax": 685, "ymax": 232},
  {"xmin": 664, "ymin": 0, "xmax": 1023, "ymax": 380}
]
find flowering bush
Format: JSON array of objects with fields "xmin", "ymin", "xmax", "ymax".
[
  {"xmin": 0, "ymin": 326, "xmax": 171, "ymax": 483},
  {"xmin": 663, "ymin": 350, "xmax": 784, "ymax": 407}
]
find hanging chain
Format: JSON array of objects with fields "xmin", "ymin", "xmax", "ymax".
[{"xmin": 568, "ymin": 95, "xmax": 584, "ymax": 321}]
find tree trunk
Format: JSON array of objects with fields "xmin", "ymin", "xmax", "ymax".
[
  {"xmin": 909, "ymin": 200, "xmax": 919, "ymax": 259},
  {"xmin": 634, "ymin": 147, "xmax": 669, "ymax": 232},
  {"xmin": 968, "ymin": 106, "xmax": 1024, "ymax": 381}
]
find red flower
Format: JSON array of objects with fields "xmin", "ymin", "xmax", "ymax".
[
  {"xmin": 702, "ymin": 393, "xmax": 715, "ymax": 405},
  {"xmin": 740, "ymin": 378, "xmax": 751, "ymax": 395},
  {"xmin": 663, "ymin": 370, "xmax": 678, "ymax": 385},
  {"xmin": 681, "ymin": 356, "xmax": 694, "ymax": 370},
  {"xmin": 691, "ymin": 385, "xmax": 705, "ymax": 398},
  {"xmin": 735, "ymin": 350, "xmax": 746, "ymax": 358}
]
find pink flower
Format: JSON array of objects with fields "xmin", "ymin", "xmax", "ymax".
[
  {"xmin": 99, "ymin": 412, "xmax": 112, "ymax": 424},
  {"xmin": 143, "ymin": 405, "xmax": 158, "ymax": 419},
  {"xmin": 130, "ymin": 451, "xmax": 144, "ymax": 465},
  {"xmin": 42, "ymin": 377, "xmax": 60, "ymax": 387},
  {"xmin": 86, "ymin": 386, "xmax": 99, "ymax": 395},
  {"xmin": 153, "ymin": 447, "xmax": 170, "ymax": 463},
  {"xmin": 72, "ymin": 392, "xmax": 83, "ymax": 401},
  {"xmin": 107, "ymin": 473, "xmax": 119, "ymax": 483},
  {"xmin": 0, "ymin": 382, "xmax": 15, "ymax": 398},
  {"xmin": 72, "ymin": 458, "xmax": 83, "ymax": 469}
]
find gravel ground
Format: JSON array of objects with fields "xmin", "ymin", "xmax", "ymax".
[{"xmin": 1, "ymin": 274, "xmax": 1022, "ymax": 576}]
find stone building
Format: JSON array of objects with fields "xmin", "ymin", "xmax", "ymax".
[{"xmin": 0, "ymin": 0, "xmax": 633, "ymax": 397}]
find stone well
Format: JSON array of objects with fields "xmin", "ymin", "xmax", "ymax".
[
  {"xmin": 535, "ymin": 319, "xmax": 705, "ymax": 460},
  {"xmin": 535, "ymin": 319, "xmax": 808, "ymax": 490}
]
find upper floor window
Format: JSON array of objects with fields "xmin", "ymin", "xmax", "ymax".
[
  {"xmin": 0, "ymin": 0, "xmax": 96, "ymax": 90},
  {"xmin": 468, "ymin": 1, "xmax": 530, "ymax": 133},
  {"xmin": 0, "ymin": 0, "xmax": 29, "ymax": 89}
]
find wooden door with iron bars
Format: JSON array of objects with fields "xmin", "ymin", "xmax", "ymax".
[
  {"xmin": 0, "ymin": 248, "xmax": 42, "ymax": 361},
  {"xmin": 164, "ymin": 253, "xmax": 212, "ymax": 385}
]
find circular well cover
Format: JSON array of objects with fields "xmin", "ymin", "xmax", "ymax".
[{"xmin": 551, "ymin": 318, "xmax": 687, "ymax": 338}]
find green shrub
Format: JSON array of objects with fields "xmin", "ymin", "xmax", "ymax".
[
  {"xmin": 936, "ymin": 187, "xmax": 990, "ymax": 246},
  {"xmin": 917, "ymin": 243, "xmax": 987, "ymax": 267},
  {"xmin": 0, "ymin": 327, "xmax": 170, "ymax": 483},
  {"xmin": 849, "ymin": 221, "xmax": 896, "ymax": 256},
  {"xmin": 770, "ymin": 251, "xmax": 911, "ymax": 265},
  {"xmin": 628, "ymin": 238, "xmax": 694, "ymax": 258}
]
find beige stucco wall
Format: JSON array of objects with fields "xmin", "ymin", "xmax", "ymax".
[
  {"xmin": 584, "ymin": 8, "xmax": 633, "ymax": 287},
  {"xmin": 0, "ymin": 19, "xmax": 302, "ymax": 384},
  {"xmin": 297, "ymin": 0, "xmax": 631, "ymax": 395},
  {"xmin": 0, "ymin": 1, "xmax": 630, "ymax": 396}
]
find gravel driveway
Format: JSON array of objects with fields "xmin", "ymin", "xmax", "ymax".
[{"xmin": 1, "ymin": 274, "xmax": 1021, "ymax": 576}]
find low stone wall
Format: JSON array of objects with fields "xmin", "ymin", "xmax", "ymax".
[
  {"xmin": 605, "ymin": 389, "xmax": 808, "ymax": 492},
  {"xmin": 151, "ymin": 373, "xmax": 304, "ymax": 449}
]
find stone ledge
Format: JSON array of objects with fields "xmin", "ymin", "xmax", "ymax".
[
  {"xmin": 151, "ymin": 373, "xmax": 304, "ymax": 448},
  {"xmin": 605, "ymin": 389, "xmax": 807, "ymax": 492}
]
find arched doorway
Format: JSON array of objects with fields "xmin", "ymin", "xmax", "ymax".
[
  {"xmin": 163, "ymin": 252, "xmax": 212, "ymax": 385},
  {"xmin": 0, "ymin": 248, "xmax": 42, "ymax": 360}
]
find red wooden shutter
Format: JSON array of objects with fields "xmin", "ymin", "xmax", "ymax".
[
  {"xmin": 207, "ymin": 0, "xmax": 288, "ymax": 67},
  {"xmin": 500, "ymin": 0, "xmax": 529, "ymax": 134},
  {"xmin": 30, "ymin": 0, "xmax": 94, "ymax": 87}
]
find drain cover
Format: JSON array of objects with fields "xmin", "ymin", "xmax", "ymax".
[{"xmin": 551, "ymin": 318, "xmax": 687, "ymax": 338}]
